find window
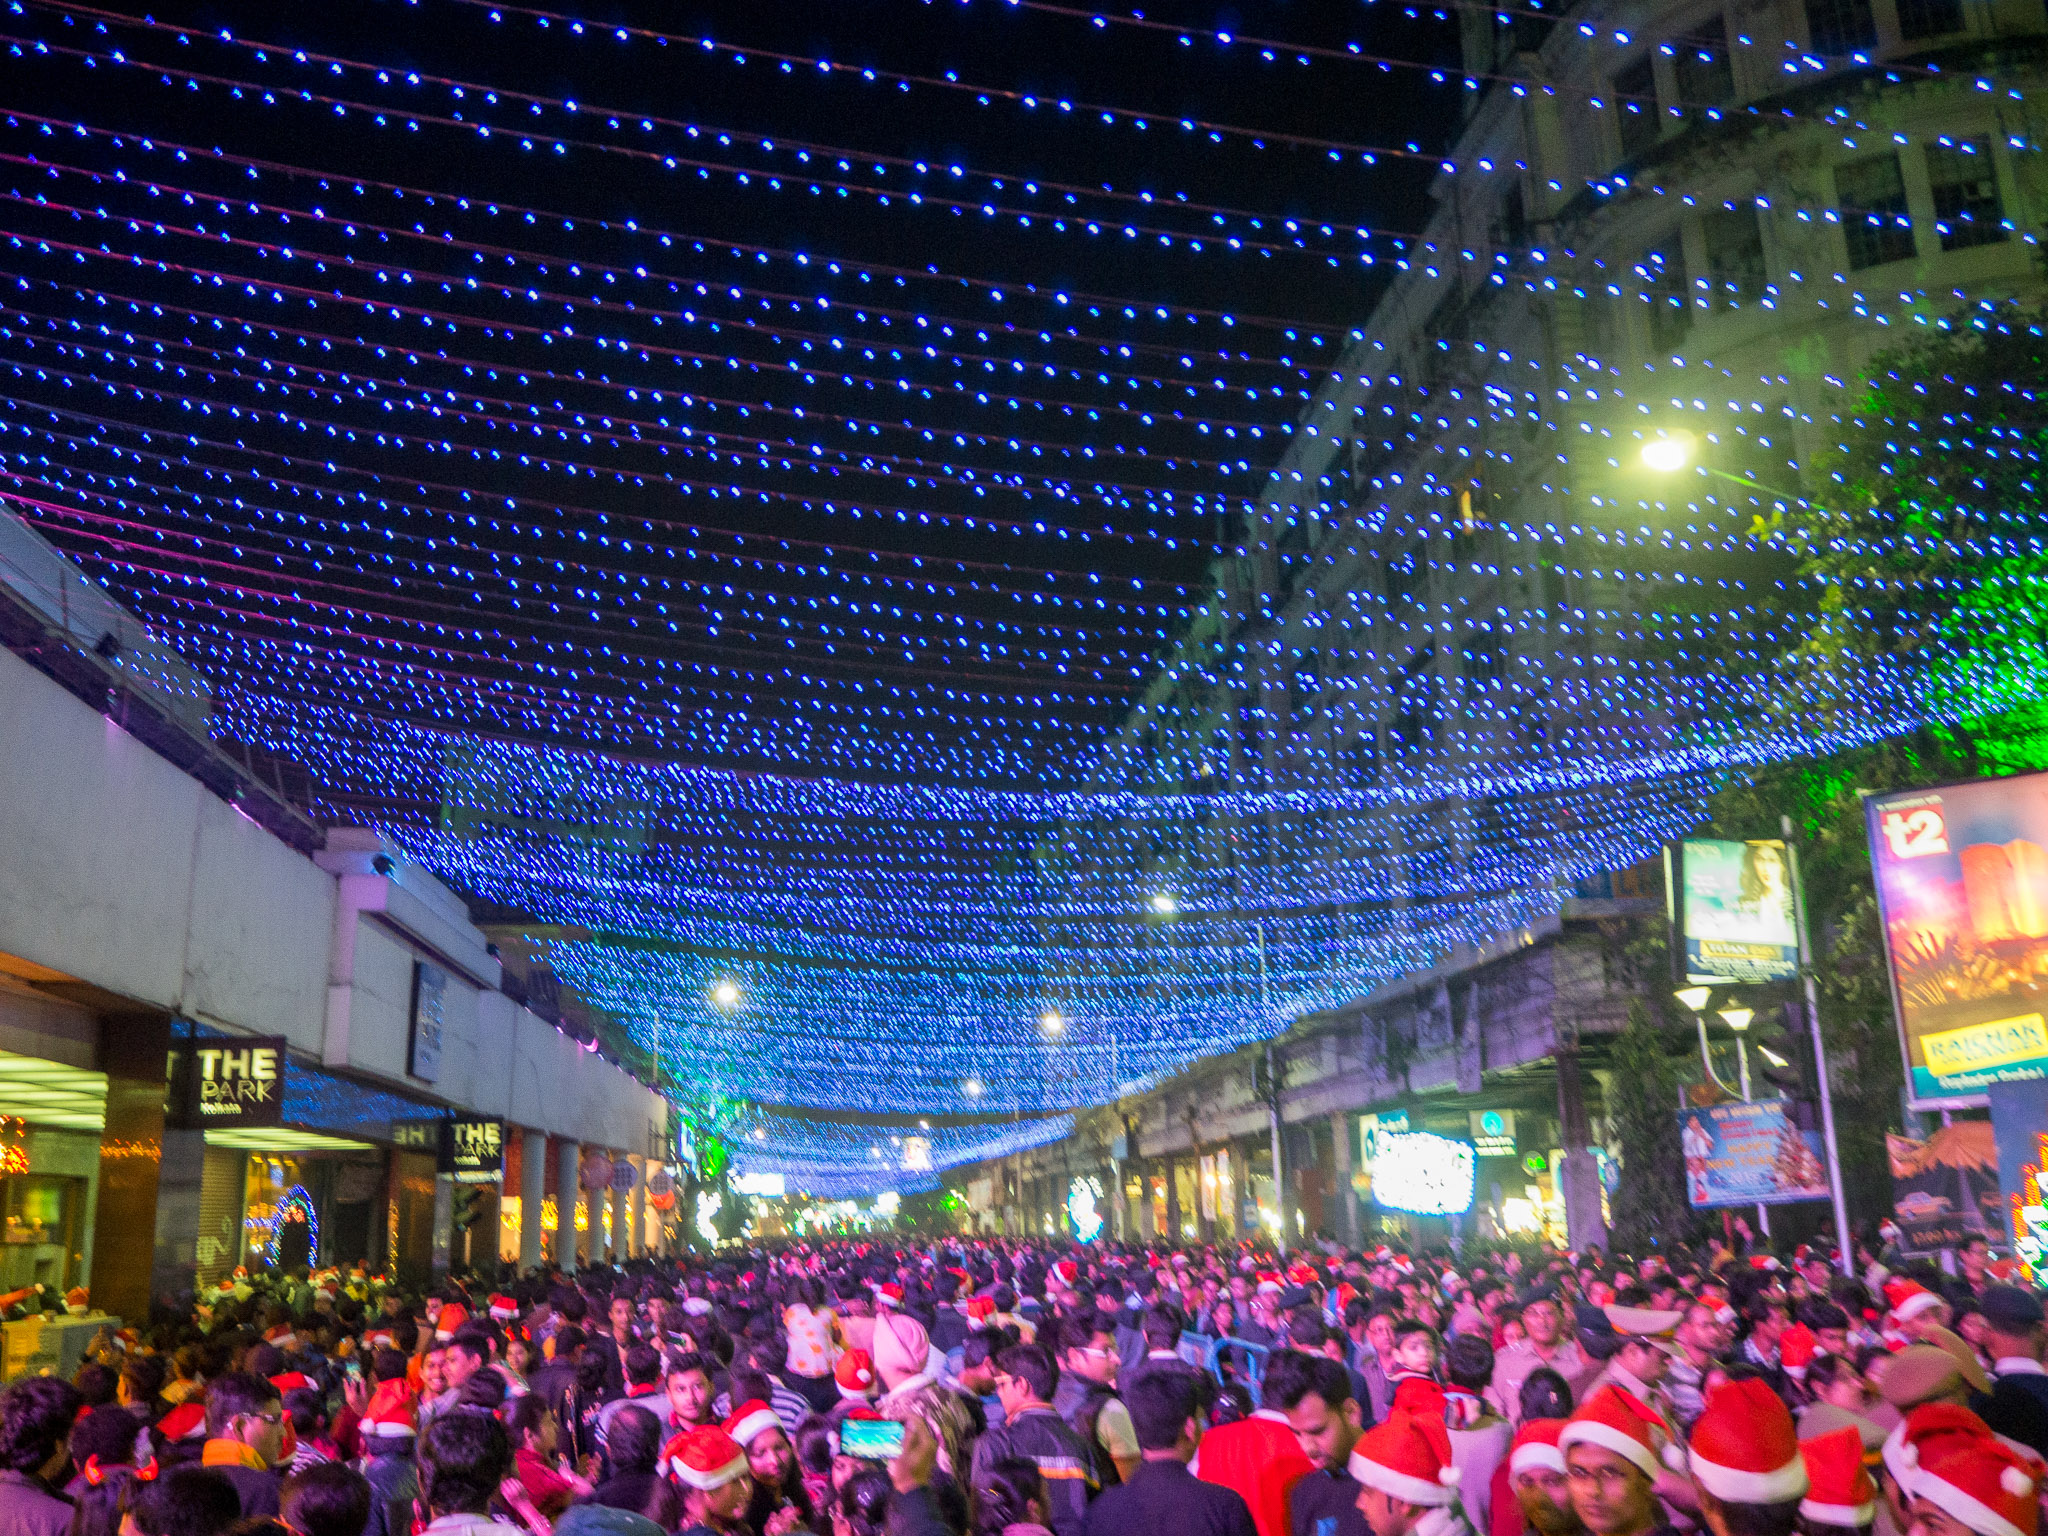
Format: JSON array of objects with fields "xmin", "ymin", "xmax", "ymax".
[
  {"xmin": 1702, "ymin": 208, "xmax": 1767, "ymax": 309},
  {"xmin": 1896, "ymin": 0, "xmax": 1963, "ymax": 40},
  {"xmin": 1614, "ymin": 56, "xmax": 1661, "ymax": 158},
  {"xmin": 1637, "ymin": 245, "xmax": 1691, "ymax": 347},
  {"xmin": 1672, "ymin": 17, "xmax": 1736, "ymax": 112},
  {"xmin": 1805, "ymin": 0, "xmax": 1877, "ymax": 55},
  {"xmin": 1927, "ymin": 139, "xmax": 2005, "ymax": 250},
  {"xmin": 1836, "ymin": 154, "xmax": 1916, "ymax": 268}
]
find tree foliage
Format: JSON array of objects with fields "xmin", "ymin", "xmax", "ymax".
[{"xmin": 1606, "ymin": 998, "xmax": 1696, "ymax": 1254}]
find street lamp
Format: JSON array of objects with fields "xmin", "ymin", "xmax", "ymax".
[
  {"xmin": 962, "ymin": 1077, "xmax": 983, "ymax": 1100},
  {"xmin": 1149, "ymin": 892, "xmax": 1179, "ymax": 916},
  {"xmin": 1719, "ymin": 1007, "xmax": 1755, "ymax": 1099},
  {"xmin": 710, "ymin": 979, "xmax": 742, "ymax": 1009},
  {"xmin": 1038, "ymin": 1009, "xmax": 1065, "ymax": 1037},
  {"xmin": 1641, "ymin": 431, "xmax": 1696, "ymax": 473}
]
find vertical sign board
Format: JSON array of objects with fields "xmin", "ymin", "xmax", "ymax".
[
  {"xmin": 169, "ymin": 1035, "xmax": 287, "ymax": 1129},
  {"xmin": 446, "ymin": 1118, "xmax": 504, "ymax": 1186},
  {"xmin": 1668, "ymin": 838, "xmax": 1800, "ymax": 985},
  {"xmin": 1865, "ymin": 773, "xmax": 2048, "ymax": 1107},
  {"xmin": 409, "ymin": 961, "xmax": 446, "ymax": 1084}
]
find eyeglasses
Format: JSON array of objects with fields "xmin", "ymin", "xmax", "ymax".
[{"xmin": 242, "ymin": 1411, "xmax": 285, "ymax": 1426}]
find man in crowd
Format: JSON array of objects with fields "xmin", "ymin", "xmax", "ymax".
[
  {"xmin": 1494, "ymin": 1299, "xmax": 1585, "ymax": 1427},
  {"xmin": 1083, "ymin": 1368, "xmax": 1256, "ymax": 1536},
  {"xmin": 1268, "ymin": 1351, "xmax": 1369, "ymax": 1536},
  {"xmin": 199, "ymin": 1371, "xmax": 287, "ymax": 1517}
]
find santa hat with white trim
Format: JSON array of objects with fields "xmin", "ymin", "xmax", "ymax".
[
  {"xmin": 432, "ymin": 1303, "xmax": 469, "ymax": 1341},
  {"xmin": 724, "ymin": 1400, "xmax": 781, "ymax": 1448},
  {"xmin": 1687, "ymin": 1378, "xmax": 1808, "ymax": 1505},
  {"xmin": 488, "ymin": 1294, "xmax": 518, "ymax": 1322},
  {"xmin": 1885, "ymin": 1280, "xmax": 1945, "ymax": 1325},
  {"xmin": 1509, "ymin": 1419, "xmax": 1569, "ymax": 1480},
  {"xmin": 361, "ymin": 1378, "xmax": 418, "ymax": 1441},
  {"xmin": 1348, "ymin": 1411, "xmax": 1462, "ymax": 1507},
  {"xmin": 835, "ymin": 1348, "xmax": 877, "ymax": 1400},
  {"xmin": 1882, "ymin": 1403, "xmax": 1996, "ymax": 1494},
  {"xmin": 1560, "ymin": 1386, "xmax": 1684, "ymax": 1480},
  {"xmin": 1799, "ymin": 1426, "xmax": 1878, "ymax": 1528},
  {"xmin": 1911, "ymin": 1435, "xmax": 2043, "ymax": 1536},
  {"xmin": 667, "ymin": 1426, "xmax": 750, "ymax": 1492}
]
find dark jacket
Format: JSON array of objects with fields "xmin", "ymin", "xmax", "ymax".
[
  {"xmin": 212, "ymin": 1463, "xmax": 282, "ymax": 1520},
  {"xmin": 1084, "ymin": 1460, "xmax": 1257, "ymax": 1536},
  {"xmin": 968, "ymin": 1404, "xmax": 1097, "ymax": 1536},
  {"xmin": 1289, "ymin": 1469, "xmax": 1371, "ymax": 1536},
  {"xmin": 364, "ymin": 1445, "xmax": 420, "ymax": 1536}
]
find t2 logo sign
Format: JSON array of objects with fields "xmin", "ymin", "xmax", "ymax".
[{"xmin": 1880, "ymin": 802, "xmax": 1949, "ymax": 860}]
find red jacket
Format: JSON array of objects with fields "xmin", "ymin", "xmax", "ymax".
[{"xmin": 1194, "ymin": 1411, "xmax": 1314, "ymax": 1536}]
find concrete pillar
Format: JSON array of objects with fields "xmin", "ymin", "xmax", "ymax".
[
  {"xmin": 1556, "ymin": 1047, "xmax": 1608, "ymax": 1249},
  {"xmin": 554, "ymin": 1138, "xmax": 580, "ymax": 1271},
  {"xmin": 520, "ymin": 1129, "xmax": 546, "ymax": 1271},
  {"xmin": 1332, "ymin": 1111, "xmax": 1360, "ymax": 1245},
  {"xmin": 629, "ymin": 1158, "xmax": 646, "ymax": 1259},
  {"xmin": 1164, "ymin": 1158, "xmax": 1183, "ymax": 1239},
  {"xmin": 96, "ymin": 1011, "xmax": 174, "ymax": 1319},
  {"xmin": 431, "ymin": 1175, "xmax": 455, "ymax": 1278},
  {"xmin": 609, "ymin": 1169, "xmax": 627, "ymax": 1263}
]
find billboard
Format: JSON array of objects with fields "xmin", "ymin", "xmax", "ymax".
[
  {"xmin": 1670, "ymin": 838, "xmax": 1800, "ymax": 985},
  {"xmin": 1679, "ymin": 1101, "xmax": 1828, "ymax": 1208},
  {"xmin": 1866, "ymin": 774, "xmax": 2048, "ymax": 1107},
  {"xmin": 169, "ymin": 1035, "xmax": 287, "ymax": 1129}
]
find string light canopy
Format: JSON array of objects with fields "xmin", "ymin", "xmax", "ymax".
[{"xmin": 0, "ymin": 0, "xmax": 2037, "ymax": 1185}]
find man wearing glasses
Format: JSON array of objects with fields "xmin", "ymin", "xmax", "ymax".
[
  {"xmin": 200, "ymin": 1371, "xmax": 288, "ymax": 1517},
  {"xmin": 1055, "ymin": 1316, "xmax": 1141, "ymax": 1486}
]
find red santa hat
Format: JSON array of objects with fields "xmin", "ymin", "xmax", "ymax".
[
  {"xmin": 264, "ymin": 1324, "xmax": 296, "ymax": 1345},
  {"xmin": 835, "ymin": 1349, "xmax": 877, "ymax": 1400},
  {"xmin": 1911, "ymin": 1436, "xmax": 2043, "ymax": 1536},
  {"xmin": 1750, "ymin": 1255, "xmax": 1783, "ymax": 1272},
  {"xmin": 1560, "ymin": 1386, "xmax": 1684, "ymax": 1480},
  {"xmin": 1799, "ymin": 1426, "xmax": 1879, "ymax": 1528},
  {"xmin": 666, "ymin": 1426, "xmax": 749, "ymax": 1491},
  {"xmin": 1348, "ymin": 1411, "xmax": 1461, "ymax": 1507},
  {"xmin": 364, "ymin": 1329, "xmax": 397, "ymax": 1353},
  {"xmin": 157, "ymin": 1403, "xmax": 208, "ymax": 1444},
  {"xmin": 1509, "ymin": 1419, "xmax": 1570, "ymax": 1480},
  {"xmin": 1053, "ymin": 1261, "xmax": 1079, "ymax": 1287},
  {"xmin": 1687, "ymin": 1378, "xmax": 1809, "ymax": 1504},
  {"xmin": 361, "ymin": 1379, "xmax": 418, "ymax": 1440},
  {"xmin": 1778, "ymin": 1324, "xmax": 1822, "ymax": 1379},
  {"xmin": 1255, "ymin": 1272, "xmax": 1283, "ymax": 1297},
  {"xmin": 432, "ymin": 1304, "xmax": 469, "ymax": 1340},
  {"xmin": 965, "ymin": 1295, "xmax": 997, "ymax": 1326},
  {"xmin": 724, "ymin": 1401, "xmax": 781, "ymax": 1448},
  {"xmin": 1882, "ymin": 1403, "xmax": 1995, "ymax": 1491},
  {"xmin": 1287, "ymin": 1261, "xmax": 1318, "ymax": 1287},
  {"xmin": 269, "ymin": 1371, "xmax": 316, "ymax": 1395},
  {"xmin": 875, "ymin": 1283, "xmax": 904, "ymax": 1310},
  {"xmin": 488, "ymin": 1294, "xmax": 518, "ymax": 1322},
  {"xmin": 1886, "ymin": 1280, "xmax": 1945, "ymax": 1324}
]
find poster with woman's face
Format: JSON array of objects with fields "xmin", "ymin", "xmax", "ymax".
[{"xmin": 1677, "ymin": 837, "xmax": 1800, "ymax": 984}]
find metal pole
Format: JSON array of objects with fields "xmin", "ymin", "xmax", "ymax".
[
  {"xmin": 1735, "ymin": 1033, "xmax": 1771, "ymax": 1240},
  {"xmin": 1257, "ymin": 920, "xmax": 1286, "ymax": 1256},
  {"xmin": 1783, "ymin": 815, "xmax": 1853, "ymax": 1276}
]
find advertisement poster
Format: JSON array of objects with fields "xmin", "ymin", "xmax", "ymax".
[
  {"xmin": 1674, "ymin": 838, "xmax": 1800, "ymax": 985},
  {"xmin": 1989, "ymin": 1080, "xmax": 2048, "ymax": 1281},
  {"xmin": 1887, "ymin": 1121, "xmax": 1999, "ymax": 1250},
  {"xmin": 1679, "ymin": 1101, "xmax": 1828, "ymax": 1208},
  {"xmin": 168, "ymin": 1035, "xmax": 288, "ymax": 1130},
  {"xmin": 1866, "ymin": 774, "xmax": 2048, "ymax": 1106}
]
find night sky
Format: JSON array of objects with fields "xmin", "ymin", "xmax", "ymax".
[{"xmin": 0, "ymin": 0, "xmax": 1460, "ymax": 795}]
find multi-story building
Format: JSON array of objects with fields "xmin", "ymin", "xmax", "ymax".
[{"xmin": 963, "ymin": 0, "xmax": 2046, "ymax": 1246}]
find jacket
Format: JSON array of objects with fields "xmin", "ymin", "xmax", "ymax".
[
  {"xmin": 0, "ymin": 1470, "xmax": 72, "ymax": 1536},
  {"xmin": 969, "ymin": 1404, "xmax": 1098, "ymax": 1536},
  {"xmin": 363, "ymin": 1445, "xmax": 420, "ymax": 1536},
  {"xmin": 1085, "ymin": 1460, "xmax": 1257, "ymax": 1536},
  {"xmin": 1192, "ymin": 1411, "xmax": 1313, "ymax": 1536}
]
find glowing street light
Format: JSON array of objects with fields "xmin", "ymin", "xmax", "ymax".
[
  {"xmin": 1149, "ymin": 891, "xmax": 1179, "ymax": 916},
  {"xmin": 962, "ymin": 1077, "xmax": 983, "ymax": 1099},
  {"xmin": 1641, "ymin": 431, "xmax": 1696, "ymax": 473},
  {"xmin": 1673, "ymin": 985, "xmax": 1713, "ymax": 1013},
  {"xmin": 710, "ymin": 979, "xmax": 742, "ymax": 1009},
  {"xmin": 1039, "ymin": 1008, "xmax": 1065, "ymax": 1037},
  {"xmin": 1718, "ymin": 1006, "xmax": 1754, "ymax": 1032}
]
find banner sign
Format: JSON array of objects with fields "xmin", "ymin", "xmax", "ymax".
[
  {"xmin": 445, "ymin": 1117, "xmax": 504, "ymax": 1185},
  {"xmin": 1866, "ymin": 774, "xmax": 2048, "ymax": 1107},
  {"xmin": 408, "ymin": 961, "xmax": 446, "ymax": 1084},
  {"xmin": 1679, "ymin": 1101, "xmax": 1828, "ymax": 1208},
  {"xmin": 1991, "ymin": 1080, "xmax": 2048, "ymax": 1281},
  {"xmin": 1887, "ymin": 1120, "xmax": 2000, "ymax": 1252},
  {"xmin": 1670, "ymin": 838, "xmax": 1800, "ymax": 985},
  {"xmin": 171, "ymin": 1035, "xmax": 287, "ymax": 1129}
]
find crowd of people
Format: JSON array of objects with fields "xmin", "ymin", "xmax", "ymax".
[{"xmin": 2, "ymin": 1232, "xmax": 2045, "ymax": 1536}]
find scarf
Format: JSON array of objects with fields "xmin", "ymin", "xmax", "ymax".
[{"xmin": 202, "ymin": 1439, "xmax": 270, "ymax": 1473}]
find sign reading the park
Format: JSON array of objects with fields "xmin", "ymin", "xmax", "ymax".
[
  {"xmin": 444, "ymin": 1117, "xmax": 504, "ymax": 1185},
  {"xmin": 171, "ymin": 1035, "xmax": 287, "ymax": 1129},
  {"xmin": 1866, "ymin": 774, "xmax": 2048, "ymax": 1107},
  {"xmin": 1670, "ymin": 838, "xmax": 1800, "ymax": 985},
  {"xmin": 1679, "ymin": 1101, "xmax": 1828, "ymax": 1208}
]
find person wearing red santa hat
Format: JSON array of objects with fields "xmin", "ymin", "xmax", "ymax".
[
  {"xmin": 669, "ymin": 1425, "xmax": 755, "ymax": 1536},
  {"xmin": 834, "ymin": 1349, "xmax": 878, "ymax": 1402},
  {"xmin": 1885, "ymin": 1284, "xmax": 1953, "ymax": 1346},
  {"xmin": 1796, "ymin": 1426, "xmax": 1877, "ymax": 1536},
  {"xmin": 1880, "ymin": 1404, "xmax": 2000, "ymax": 1536},
  {"xmin": 1501, "ymin": 1420, "xmax": 1581, "ymax": 1536},
  {"xmin": 1347, "ymin": 1409, "xmax": 1468, "ymax": 1536},
  {"xmin": 1904, "ymin": 1434, "xmax": 2043, "ymax": 1536},
  {"xmin": 1684, "ymin": 1378, "xmax": 1809, "ymax": 1536},
  {"xmin": 725, "ymin": 1400, "xmax": 813, "ymax": 1536},
  {"xmin": 1560, "ymin": 1387, "xmax": 1682, "ymax": 1536}
]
